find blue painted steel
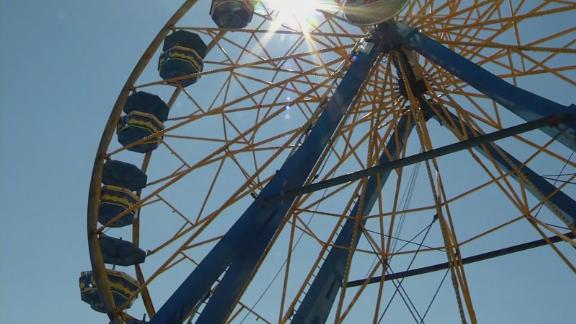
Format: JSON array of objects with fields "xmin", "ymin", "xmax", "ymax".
[
  {"xmin": 102, "ymin": 160, "xmax": 147, "ymax": 192},
  {"xmin": 150, "ymin": 21, "xmax": 576, "ymax": 324},
  {"xmin": 99, "ymin": 234, "xmax": 147, "ymax": 266},
  {"xmin": 210, "ymin": 0, "xmax": 254, "ymax": 29},
  {"xmin": 124, "ymin": 92, "xmax": 170, "ymax": 122},
  {"xmin": 159, "ymin": 31, "xmax": 207, "ymax": 87},
  {"xmin": 391, "ymin": 22, "xmax": 576, "ymax": 151},
  {"xmin": 117, "ymin": 91, "xmax": 169, "ymax": 153},
  {"xmin": 291, "ymin": 114, "xmax": 416, "ymax": 324},
  {"xmin": 99, "ymin": 185, "xmax": 137, "ymax": 228},
  {"xmin": 80, "ymin": 270, "xmax": 139, "ymax": 313},
  {"xmin": 117, "ymin": 112, "xmax": 164, "ymax": 153},
  {"xmin": 151, "ymin": 38, "xmax": 387, "ymax": 324},
  {"xmin": 425, "ymin": 101, "xmax": 576, "ymax": 228}
]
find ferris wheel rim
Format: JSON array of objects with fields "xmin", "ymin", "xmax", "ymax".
[{"xmin": 85, "ymin": 1, "xmax": 576, "ymax": 323}]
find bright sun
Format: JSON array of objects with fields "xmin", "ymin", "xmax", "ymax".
[{"xmin": 263, "ymin": 0, "xmax": 326, "ymax": 28}]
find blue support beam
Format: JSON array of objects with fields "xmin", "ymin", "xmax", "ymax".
[
  {"xmin": 291, "ymin": 114, "xmax": 417, "ymax": 324},
  {"xmin": 347, "ymin": 231, "xmax": 576, "ymax": 287},
  {"xmin": 151, "ymin": 37, "xmax": 388, "ymax": 324},
  {"xmin": 388, "ymin": 22, "xmax": 576, "ymax": 151},
  {"xmin": 342, "ymin": 102, "xmax": 576, "ymax": 287},
  {"xmin": 266, "ymin": 113, "xmax": 571, "ymax": 201},
  {"xmin": 150, "ymin": 21, "xmax": 575, "ymax": 324},
  {"xmin": 288, "ymin": 41, "xmax": 574, "ymax": 320},
  {"xmin": 290, "ymin": 100, "xmax": 575, "ymax": 324},
  {"xmin": 424, "ymin": 100, "xmax": 576, "ymax": 229}
]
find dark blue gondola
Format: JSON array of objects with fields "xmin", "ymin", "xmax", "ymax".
[
  {"xmin": 99, "ymin": 234, "xmax": 147, "ymax": 266},
  {"xmin": 158, "ymin": 30, "xmax": 207, "ymax": 87},
  {"xmin": 124, "ymin": 91, "xmax": 170, "ymax": 122},
  {"xmin": 117, "ymin": 111, "xmax": 164, "ymax": 153},
  {"xmin": 103, "ymin": 160, "xmax": 147, "ymax": 191},
  {"xmin": 79, "ymin": 270, "xmax": 139, "ymax": 312},
  {"xmin": 210, "ymin": 0, "xmax": 255, "ymax": 29},
  {"xmin": 98, "ymin": 185, "xmax": 138, "ymax": 227},
  {"xmin": 117, "ymin": 92, "xmax": 169, "ymax": 153}
]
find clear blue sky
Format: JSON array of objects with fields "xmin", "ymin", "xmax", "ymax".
[
  {"xmin": 0, "ymin": 1, "xmax": 181, "ymax": 323},
  {"xmin": 1, "ymin": 1, "xmax": 574, "ymax": 324}
]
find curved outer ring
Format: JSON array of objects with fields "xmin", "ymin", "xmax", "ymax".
[
  {"xmin": 87, "ymin": 2, "xmax": 576, "ymax": 322},
  {"xmin": 86, "ymin": 1, "xmax": 198, "ymax": 323}
]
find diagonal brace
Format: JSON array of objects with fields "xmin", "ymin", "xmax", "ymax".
[
  {"xmin": 387, "ymin": 21, "xmax": 576, "ymax": 151},
  {"xmin": 266, "ymin": 113, "xmax": 575, "ymax": 201}
]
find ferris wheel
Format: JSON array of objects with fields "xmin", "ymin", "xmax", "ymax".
[{"xmin": 81, "ymin": 1, "xmax": 576, "ymax": 323}]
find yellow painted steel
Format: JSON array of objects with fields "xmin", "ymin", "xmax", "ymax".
[{"xmin": 86, "ymin": 0, "xmax": 576, "ymax": 322}]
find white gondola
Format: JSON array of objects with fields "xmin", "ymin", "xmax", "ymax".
[{"xmin": 342, "ymin": 0, "xmax": 408, "ymax": 25}]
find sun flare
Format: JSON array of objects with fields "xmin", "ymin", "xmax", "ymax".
[
  {"xmin": 256, "ymin": 1, "xmax": 339, "ymax": 58},
  {"xmin": 263, "ymin": 0, "xmax": 327, "ymax": 29}
]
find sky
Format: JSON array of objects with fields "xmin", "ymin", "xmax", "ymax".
[
  {"xmin": 0, "ymin": 1, "xmax": 182, "ymax": 323},
  {"xmin": 1, "ymin": 1, "xmax": 575, "ymax": 324}
]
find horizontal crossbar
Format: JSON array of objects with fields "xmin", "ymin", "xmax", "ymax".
[
  {"xmin": 265, "ymin": 113, "xmax": 575, "ymax": 202},
  {"xmin": 347, "ymin": 231, "xmax": 575, "ymax": 287}
]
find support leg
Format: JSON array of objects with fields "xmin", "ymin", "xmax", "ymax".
[
  {"xmin": 389, "ymin": 22, "xmax": 576, "ymax": 151},
  {"xmin": 292, "ymin": 114, "xmax": 418, "ymax": 324},
  {"xmin": 151, "ymin": 38, "xmax": 388, "ymax": 324},
  {"xmin": 423, "ymin": 100, "xmax": 576, "ymax": 229}
]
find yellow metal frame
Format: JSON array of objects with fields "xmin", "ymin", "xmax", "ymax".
[{"xmin": 86, "ymin": 1, "xmax": 576, "ymax": 323}]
